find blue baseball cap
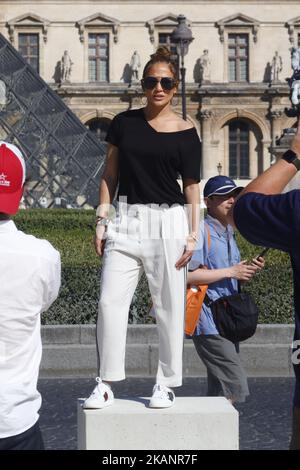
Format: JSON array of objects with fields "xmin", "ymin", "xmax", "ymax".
[{"xmin": 204, "ymin": 175, "xmax": 243, "ymax": 198}]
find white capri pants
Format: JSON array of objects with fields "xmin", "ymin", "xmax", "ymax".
[{"xmin": 96, "ymin": 202, "xmax": 188, "ymax": 388}]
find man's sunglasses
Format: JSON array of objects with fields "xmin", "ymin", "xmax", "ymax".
[{"xmin": 142, "ymin": 76, "xmax": 177, "ymax": 91}]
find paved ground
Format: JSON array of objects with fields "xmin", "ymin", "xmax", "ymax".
[{"xmin": 38, "ymin": 377, "xmax": 295, "ymax": 450}]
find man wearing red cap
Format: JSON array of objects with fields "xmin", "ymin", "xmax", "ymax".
[{"xmin": 0, "ymin": 141, "xmax": 61, "ymax": 450}]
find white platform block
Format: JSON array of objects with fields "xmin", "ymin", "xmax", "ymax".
[{"xmin": 78, "ymin": 397, "xmax": 239, "ymax": 450}]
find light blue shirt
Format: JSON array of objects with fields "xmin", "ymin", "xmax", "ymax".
[{"xmin": 188, "ymin": 215, "xmax": 241, "ymax": 336}]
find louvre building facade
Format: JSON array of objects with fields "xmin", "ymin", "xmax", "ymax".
[{"xmin": 1, "ymin": 0, "xmax": 299, "ymax": 191}]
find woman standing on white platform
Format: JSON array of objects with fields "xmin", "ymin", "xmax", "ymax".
[{"xmin": 84, "ymin": 47, "xmax": 201, "ymax": 409}]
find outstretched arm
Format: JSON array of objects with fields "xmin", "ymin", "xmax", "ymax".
[{"xmin": 228, "ymin": 118, "xmax": 300, "ymax": 227}]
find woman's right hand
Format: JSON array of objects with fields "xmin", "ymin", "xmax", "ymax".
[
  {"xmin": 228, "ymin": 261, "xmax": 258, "ymax": 281},
  {"xmin": 94, "ymin": 224, "xmax": 107, "ymax": 256}
]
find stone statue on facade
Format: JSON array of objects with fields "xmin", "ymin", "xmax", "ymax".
[
  {"xmin": 199, "ymin": 49, "xmax": 211, "ymax": 83},
  {"xmin": 275, "ymin": 47, "xmax": 300, "ymax": 189},
  {"xmin": 61, "ymin": 50, "xmax": 73, "ymax": 83},
  {"xmin": 287, "ymin": 47, "xmax": 300, "ymax": 110},
  {"xmin": 130, "ymin": 50, "xmax": 141, "ymax": 83},
  {"xmin": 271, "ymin": 51, "xmax": 282, "ymax": 83},
  {"xmin": 291, "ymin": 47, "xmax": 300, "ymax": 72}
]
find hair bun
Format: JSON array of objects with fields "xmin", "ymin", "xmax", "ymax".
[
  {"xmin": 151, "ymin": 46, "xmax": 172, "ymax": 61},
  {"xmin": 143, "ymin": 45, "xmax": 177, "ymax": 79}
]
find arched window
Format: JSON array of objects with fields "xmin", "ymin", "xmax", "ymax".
[
  {"xmin": 86, "ymin": 118, "xmax": 110, "ymax": 141},
  {"xmin": 229, "ymin": 121, "xmax": 250, "ymax": 179}
]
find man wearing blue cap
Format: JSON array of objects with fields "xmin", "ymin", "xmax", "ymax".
[{"xmin": 187, "ymin": 175, "xmax": 264, "ymax": 404}]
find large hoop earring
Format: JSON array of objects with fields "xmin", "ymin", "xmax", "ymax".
[
  {"xmin": 171, "ymin": 95, "xmax": 179, "ymax": 107},
  {"xmin": 141, "ymin": 96, "xmax": 147, "ymax": 106}
]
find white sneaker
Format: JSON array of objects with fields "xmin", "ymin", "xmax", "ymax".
[
  {"xmin": 83, "ymin": 377, "xmax": 114, "ymax": 409},
  {"xmin": 149, "ymin": 384, "xmax": 175, "ymax": 408}
]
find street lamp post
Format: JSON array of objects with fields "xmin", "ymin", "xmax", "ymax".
[{"xmin": 171, "ymin": 15, "xmax": 194, "ymax": 121}]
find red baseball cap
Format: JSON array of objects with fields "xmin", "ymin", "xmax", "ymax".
[{"xmin": 0, "ymin": 141, "xmax": 26, "ymax": 215}]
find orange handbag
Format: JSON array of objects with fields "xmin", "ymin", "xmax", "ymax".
[{"xmin": 185, "ymin": 225, "xmax": 211, "ymax": 336}]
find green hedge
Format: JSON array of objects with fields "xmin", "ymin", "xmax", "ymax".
[
  {"xmin": 13, "ymin": 209, "xmax": 294, "ymax": 324},
  {"xmin": 235, "ymin": 233, "xmax": 294, "ymax": 324},
  {"xmin": 14, "ymin": 209, "xmax": 97, "ymax": 267}
]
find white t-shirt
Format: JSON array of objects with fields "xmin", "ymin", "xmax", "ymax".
[{"xmin": 0, "ymin": 220, "xmax": 61, "ymax": 438}]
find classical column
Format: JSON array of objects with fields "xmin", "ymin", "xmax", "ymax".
[
  {"xmin": 199, "ymin": 109, "xmax": 215, "ymax": 179},
  {"xmin": 261, "ymin": 139, "xmax": 272, "ymax": 172},
  {"xmin": 269, "ymin": 110, "xmax": 283, "ymax": 164}
]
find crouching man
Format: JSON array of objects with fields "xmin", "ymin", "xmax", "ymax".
[{"xmin": 0, "ymin": 142, "xmax": 61, "ymax": 450}]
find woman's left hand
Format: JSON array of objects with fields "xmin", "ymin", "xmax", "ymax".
[{"xmin": 175, "ymin": 238, "xmax": 197, "ymax": 270}]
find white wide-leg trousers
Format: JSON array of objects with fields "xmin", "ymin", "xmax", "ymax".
[{"xmin": 96, "ymin": 203, "xmax": 188, "ymax": 387}]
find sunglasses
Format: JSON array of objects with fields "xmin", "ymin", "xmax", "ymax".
[{"xmin": 142, "ymin": 76, "xmax": 177, "ymax": 91}]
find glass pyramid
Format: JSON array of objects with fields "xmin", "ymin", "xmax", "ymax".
[{"xmin": 0, "ymin": 33, "xmax": 106, "ymax": 208}]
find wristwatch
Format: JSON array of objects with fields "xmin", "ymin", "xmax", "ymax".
[
  {"xmin": 96, "ymin": 216, "xmax": 110, "ymax": 227},
  {"xmin": 281, "ymin": 150, "xmax": 300, "ymax": 171}
]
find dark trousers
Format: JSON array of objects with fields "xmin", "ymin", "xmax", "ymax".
[
  {"xmin": 0, "ymin": 421, "xmax": 44, "ymax": 450},
  {"xmin": 290, "ymin": 406, "xmax": 300, "ymax": 450}
]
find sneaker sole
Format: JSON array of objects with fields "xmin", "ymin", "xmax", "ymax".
[
  {"xmin": 82, "ymin": 399, "xmax": 114, "ymax": 410},
  {"xmin": 149, "ymin": 399, "xmax": 175, "ymax": 409}
]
